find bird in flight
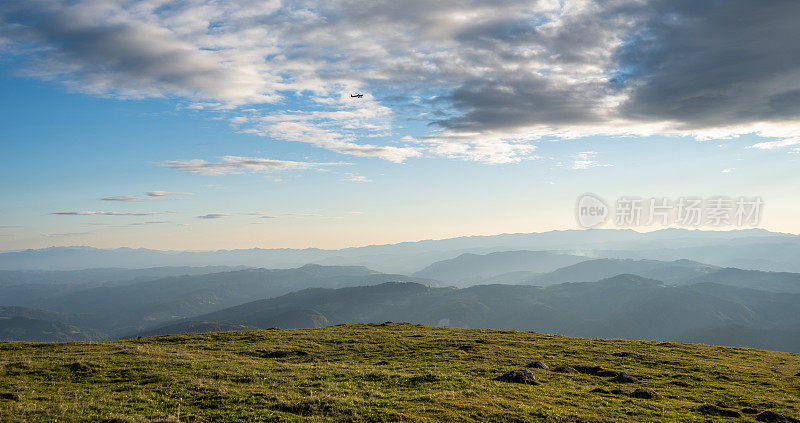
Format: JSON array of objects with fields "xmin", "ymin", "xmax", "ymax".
[{"xmin": 350, "ymin": 94, "xmax": 363, "ymax": 98}]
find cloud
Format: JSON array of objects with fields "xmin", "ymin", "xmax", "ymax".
[
  {"xmin": 51, "ymin": 211, "xmax": 176, "ymax": 216},
  {"xmin": 42, "ymin": 232, "xmax": 91, "ymax": 238},
  {"xmin": 0, "ymin": 0, "xmax": 278, "ymax": 104},
  {"xmin": 160, "ymin": 156, "xmax": 345, "ymax": 176},
  {"xmin": 146, "ymin": 191, "xmax": 192, "ymax": 197},
  {"xmin": 721, "ymin": 168, "xmax": 735, "ymax": 173},
  {"xmin": 3, "ymin": 0, "xmax": 800, "ymax": 159},
  {"xmin": 750, "ymin": 137, "xmax": 800, "ymax": 150},
  {"xmin": 422, "ymin": 133, "xmax": 539, "ymax": 164},
  {"xmin": 102, "ymin": 195, "xmax": 144, "ymax": 202},
  {"xmin": 571, "ymin": 152, "xmax": 613, "ymax": 170},
  {"xmin": 341, "ymin": 174, "xmax": 371, "ymax": 183},
  {"xmin": 197, "ymin": 213, "xmax": 232, "ymax": 219},
  {"xmin": 240, "ymin": 103, "xmax": 422, "ymax": 163}
]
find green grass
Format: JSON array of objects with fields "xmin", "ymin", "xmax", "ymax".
[{"xmin": 1, "ymin": 323, "xmax": 799, "ymax": 422}]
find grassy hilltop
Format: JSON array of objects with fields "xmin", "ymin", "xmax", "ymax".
[{"xmin": 1, "ymin": 324, "xmax": 799, "ymax": 422}]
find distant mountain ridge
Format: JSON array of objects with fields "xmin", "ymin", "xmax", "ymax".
[
  {"xmin": 412, "ymin": 250, "xmax": 588, "ymax": 285},
  {"xmin": 147, "ymin": 275, "xmax": 800, "ymax": 352},
  {"xmin": 12, "ymin": 264, "xmax": 433, "ymax": 338},
  {"xmin": 3, "ymin": 228, "xmax": 797, "ymax": 273},
  {"xmin": 0, "ymin": 306, "xmax": 107, "ymax": 342}
]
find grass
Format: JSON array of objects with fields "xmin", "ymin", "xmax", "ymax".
[{"xmin": 1, "ymin": 323, "xmax": 799, "ymax": 422}]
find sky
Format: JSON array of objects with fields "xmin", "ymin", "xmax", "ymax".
[{"xmin": 1, "ymin": 0, "xmax": 800, "ymax": 251}]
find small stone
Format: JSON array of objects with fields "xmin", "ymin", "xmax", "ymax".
[
  {"xmin": 526, "ymin": 361, "xmax": 549, "ymax": 370},
  {"xmin": 612, "ymin": 371, "xmax": 637, "ymax": 383},
  {"xmin": 629, "ymin": 388, "xmax": 660, "ymax": 400},
  {"xmin": 553, "ymin": 365, "xmax": 578, "ymax": 373},
  {"xmin": 496, "ymin": 369, "xmax": 537, "ymax": 384}
]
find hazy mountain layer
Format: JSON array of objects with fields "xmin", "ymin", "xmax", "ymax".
[
  {"xmin": 2, "ymin": 228, "xmax": 796, "ymax": 274},
  {"xmin": 151, "ymin": 275, "xmax": 800, "ymax": 352},
  {"xmin": 412, "ymin": 250, "xmax": 588, "ymax": 285}
]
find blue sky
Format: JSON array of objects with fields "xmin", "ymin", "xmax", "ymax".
[{"xmin": 1, "ymin": 0, "xmax": 799, "ymax": 250}]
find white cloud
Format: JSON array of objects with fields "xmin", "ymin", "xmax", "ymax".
[
  {"xmin": 721, "ymin": 168, "xmax": 735, "ymax": 173},
  {"xmin": 750, "ymin": 137, "xmax": 800, "ymax": 150},
  {"xmin": 571, "ymin": 151, "xmax": 614, "ymax": 170},
  {"xmin": 160, "ymin": 155, "xmax": 345, "ymax": 176},
  {"xmin": 341, "ymin": 174, "xmax": 371, "ymax": 183},
  {"xmin": 146, "ymin": 191, "xmax": 192, "ymax": 197}
]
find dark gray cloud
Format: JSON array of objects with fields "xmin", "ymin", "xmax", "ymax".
[
  {"xmin": 614, "ymin": 0, "xmax": 800, "ymax": 127},
  {"xmin": 2, "ymin": 0, "xmax": 800, "ymax": 162},
  {"xmin": 197, "ymin": 214, "xmax": 232, "ymax": 219},
  {"xmin": 441, "ymin": 75, "xmax": 606, "ymax": 131},
  {"xmin": 102, "ymin": 195, "xmax": 144, "ymax": 202},
  {"xmin": 0, "ymin": 0, "xmax": 275, "ymax": 103}
]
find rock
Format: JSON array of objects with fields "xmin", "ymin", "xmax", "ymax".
[
  {"xmin": 697, "ymin": 404, "xmax": 740, "ymax": 417},
  {"xmin": 526, "ymin": 361, "xmax": 549, "ymax": 370},
  {"xmin": 590, "ymin": 387, "xmax": 610, "ymax": 394},
  {"xmin": 612, "ymin": 371, "xmax": 637, "ymax": 383},
  {"xmin": 629, "ymin": 388, "xmax": 660, "ymax": 400},
  {"xmin": 0, "ymin": 393, "xmax": 20, "ymax": 401},
  {"xmin": 610, "ymin": 389, "xmax": 626, "ymax": 395},
  {"xmin": 496, "ymin": 369, "xmax": 537, "ymax": 384},
  {"xmin": 742, "ymin": 408, "xmax": 760, "ymax": 415},
  {"xmin": 756, "ymin": 410, "xmax": 800, "ymax": 422},
  {"xmin": 553, "ymin": 365, "xmax": 578, "ymax": 374}
]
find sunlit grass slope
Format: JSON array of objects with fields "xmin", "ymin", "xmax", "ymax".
[{"xmin": 1, "ymin": 323, "xmax": 799, "ymax": 422}]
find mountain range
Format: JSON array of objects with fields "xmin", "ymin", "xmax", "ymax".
[
  {"xmin": 4, "ymin": 228, "xmax": 800, "ymax": 273},
  {"xmin": 4, "ymin": 229, "xmax": 800, "ymax": 353}
]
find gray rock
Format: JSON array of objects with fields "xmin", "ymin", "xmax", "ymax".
[
  {"xmin": 526, "ymin": 361, "xmax": 549, "ymax": 370},
  {"xmin": 612, "ymin": 371, "xmax": 637, "ymax": 383},
  {"xmin": 497, "ymin": 369, "xmax": 537, "ymax": 384}
]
